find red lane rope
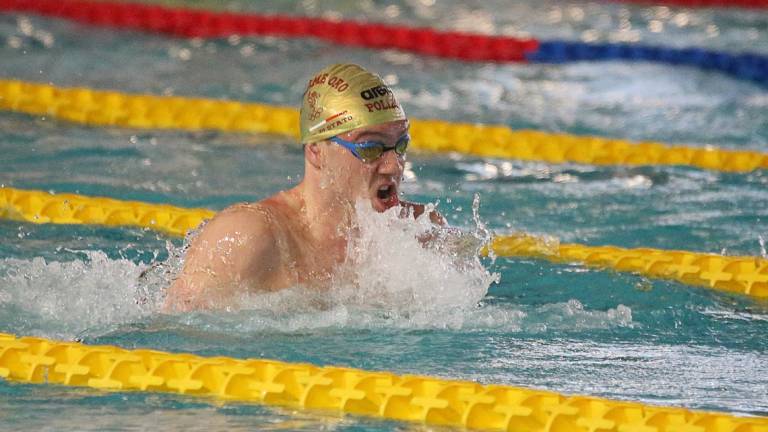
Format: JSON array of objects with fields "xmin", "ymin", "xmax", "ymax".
[
  {"xmin": 610, "ymin": 0, "xmax": 768, "ymax": 8},
  {"xmin": 0, "ymin": 0, "xmax": 539, "ymax": 62}
]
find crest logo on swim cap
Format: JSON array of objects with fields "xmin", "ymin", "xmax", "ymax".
[
  {"xmin": 306, "ymin": 90, "xmax": 323, "ymax": 121},
  {"xmin": 300, "ymin": 63, "xmax": 406, "ymax": 144}
]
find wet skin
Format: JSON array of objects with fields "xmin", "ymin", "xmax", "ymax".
[{"xmin": 164, "ymin": 120, "xmax": 442, "ymax": 312}]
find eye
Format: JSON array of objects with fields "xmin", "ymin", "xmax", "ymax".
[
  {"xmin": 395, "ymin": 135, "xmax": 409, "ymax": 155},
  {"xmin": 356, "ymin": 144, "xmax": 385, "ymax": 162}
]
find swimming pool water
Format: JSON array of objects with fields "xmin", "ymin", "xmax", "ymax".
[{"xmin": 1, "ymin": 1, "xmax": 767, "ymax": 430}]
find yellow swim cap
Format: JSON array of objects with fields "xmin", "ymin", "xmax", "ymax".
[{"xmin": 299, "ymin": 63, "xmax": 406, "ymax": 144}]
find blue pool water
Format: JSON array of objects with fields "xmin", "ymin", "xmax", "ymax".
[{"xmin": 1, "ymin": 1, "xmax": 767, "ymax": 430}]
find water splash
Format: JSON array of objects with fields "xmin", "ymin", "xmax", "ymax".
[
  {"xmin": 223, "ymin": 200, "xmax": 631, "ymax": 332},
  {"xmin": 135, "ymin": 240, "xmax": 188, "ymax": 313},
  {"xmin": 0, "ymin": 251, "xmax": 151, "ymax": 340},
  {"xmin": 0, "ymin": 199, "xmax": 635, "ymax": 338},
  {"xmin": 471, "ymin": 192, "xmax": 493, "ymax": 261}
]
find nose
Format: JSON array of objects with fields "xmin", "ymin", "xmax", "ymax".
[{"xmin": 376, "ymin": 149, "xmax": 404, "ymax": 175}]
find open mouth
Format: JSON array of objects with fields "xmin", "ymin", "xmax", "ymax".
[
  {"xmin": 373, "ymin": 183, "xmax": 399, "ymax": 210},
  {"xmin": 377, "ymin": 184, "xmax": 395, "ymax": 200}
]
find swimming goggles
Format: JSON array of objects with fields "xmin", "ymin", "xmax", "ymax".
[{"xmin": 329, "ymin": 133, "xmax": 410, "ymax": 163}]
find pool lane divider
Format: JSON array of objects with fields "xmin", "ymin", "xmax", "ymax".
[
  {"xmin": 0, "ymin": 0, "xmax": 539, "ymax": 61},
  {"xmin": 1, "ymin": 332, "xmax": 767, "ymax": 432},
  {"xmin": 0, "ymin": 186, "xmax": 215, "ymax": 238},
  {"xmin": 1, "ymin": 0, "xmax": 766, "ymax": 85},
  {"xmin": 488, "ymin": 234, "xmax": 768, "ymax": 298},
  {"xmin": 527, "ymin": 41, "xmax": 767, "ymax": 85},
  {"xmin": 2, "ymin": 186, "xmax": 767, "ymax": 299},
  {"xmin": 611, "ymin": 0, "xmax": 768, "ymax": 8},
  {"xmin": 1, "ymin": 79, "xmax": 766, "ymax": 174}
]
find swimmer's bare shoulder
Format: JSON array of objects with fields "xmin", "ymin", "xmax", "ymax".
[{"xmin": 163, "ymin": 201, "xmax": 283, "ymax": 312}]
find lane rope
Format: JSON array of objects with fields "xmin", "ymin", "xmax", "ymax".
[
  {"xmin": 1, "ymin": 0, "xmax": 766, "ymax": 84},
  {"xmin": 488, "ymin": 233, "xmax": 768, "ymax": 298},
  {"xmin": 1, "ymin": 79, "xmax": 766, "ymax": 173},
  {"xmin": 0, "ymin": 186, "xmax": 215, "ymax": 237},
  {"xmin": 2, "ymin": 186, "xmax": 766, "ymax": 299},
  {"xmin": 0, "ymin": 0, "xmax": 538, "ymax": 62},
  {"xmin": 1, "ymin": 332, "xmax": 767, "ymax": 431},
  {"xmin": 528, "ymin": 41, "xmax": 767, "ymax": 85},
  {"xmin": 611, "ymin": 0, "xmax": 768, "ymax": 8}
]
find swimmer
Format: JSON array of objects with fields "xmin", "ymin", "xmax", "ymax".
[{"xmin": 164, "ymin": 63, "xmax": 443, "ymax": 311}]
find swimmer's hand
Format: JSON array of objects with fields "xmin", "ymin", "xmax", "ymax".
[
  {"xmin": 399, "ymin": 201, "xmax": 446, "ymax": 226},
  {"xmin": 417, "ymin": 226, "xmax": 487, "ymax": 257},
  {"xmin": 400, "ymin": 201, "xmax": 489, "ymax": 260},
  {"xmin": 397, "ymin": 200, "xmax": 453, "ymax": 247}
]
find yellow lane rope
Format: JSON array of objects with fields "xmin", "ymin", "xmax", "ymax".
[
  {"xmin": 2, "ymin": 186, "xmax": 766, "ymax": 298},
  {"xmin": 1, "ymin": 333, "xmax": 766, "ymax": 431},
  {"xmin": 0, "ymin": 186, "xmax": 215, "ymax": 237},
  {"xmin": 1, "ymin": 79, "xmax": 766, "ymax": 173},
  {"xmin": 489, "ymin": 234, "xmax": 768, "ymax": 298}
]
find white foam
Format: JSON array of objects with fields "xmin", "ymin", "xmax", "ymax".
[
  {"xmin": 0, "ymin": 200, "xmax": 634, "ymax": 338},
  {"xmin": 227, "ymin": 199, "xmax": 498, "ymax": 330},
  {"xmin": 208, "ymin": 200, "xmax": 632, "ymax": 333},
  {"xmin": 0, "ymin": 251, "xmax": 152, "ymax": 339}
]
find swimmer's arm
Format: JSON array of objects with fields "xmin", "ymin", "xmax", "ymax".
[{"xmin": 163, "ymin": 208, "xmax": 279, "ymax": 312}]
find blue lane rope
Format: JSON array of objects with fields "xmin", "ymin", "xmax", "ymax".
[{"xmin": 527, "ymin": 40, "xmax": 768, "ymax": 85}]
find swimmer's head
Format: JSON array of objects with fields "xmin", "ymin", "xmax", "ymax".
[
  {"xmin": 300, "ymin": 64, "xmax": 409, "ymax": 213},
  {"xmin": 300, "ymin": 63, "xmax": 406, "ymax": 144}
]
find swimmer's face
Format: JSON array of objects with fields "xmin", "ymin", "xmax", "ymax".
[{"xmin": 321, "ymin": 120, "xmax": 408, "ymax": 212}]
